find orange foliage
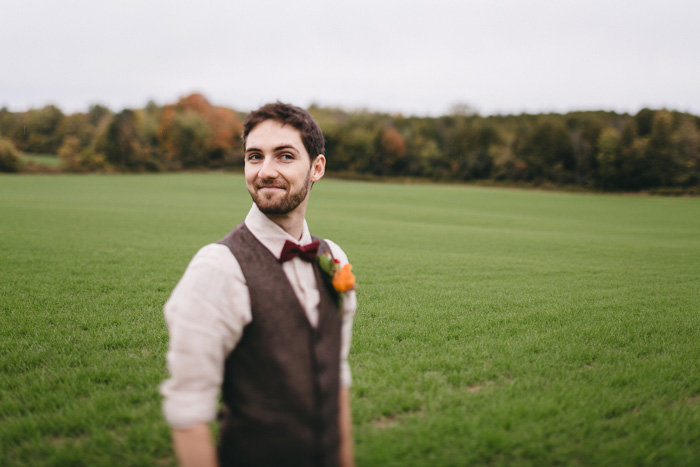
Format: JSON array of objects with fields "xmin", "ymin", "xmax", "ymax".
[
  {"xmin": 158, "ymin": 93, "xmax": 243, "ymax": 165},
  {"xmin": 209, "ymin": 106, "xmax": 241, "ymax": 152},
  {"xmin": 157, "ymin": 105, "xmax": 179, "ymax": 163},
  {"xmin": 380, "ymin": 126, "xmax": 406, "ymax": 159}
]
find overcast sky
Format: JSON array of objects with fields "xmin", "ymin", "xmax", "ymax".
[{"xmin": 2, "ymin": 0, "xmax": 699, "ymax": 116}]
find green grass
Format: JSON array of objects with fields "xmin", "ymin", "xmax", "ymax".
[
  {"xmin": 1, "ymin": 174, "xmax": 699, "ymax": 466},
  {"xmin": 20, "ymin": 153, "xmax": 62, "ymax": 167}
]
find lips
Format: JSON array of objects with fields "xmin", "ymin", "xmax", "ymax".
[{"xmin": 256, "ymin": 181, "xmax": 287, "ymax": 191}]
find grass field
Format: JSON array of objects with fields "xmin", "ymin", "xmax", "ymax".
[
  {"xmin": 1, "ymin": 173, "xmax": 699, "ymax": 466},
  {"xmin": 20, "ymin": 153, "xmax": 62, "ymax": 168}
]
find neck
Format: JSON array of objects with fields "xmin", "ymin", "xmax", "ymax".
[{"xmin": 264, "ymin": 201, "xmax": 308, "ymax": 240}]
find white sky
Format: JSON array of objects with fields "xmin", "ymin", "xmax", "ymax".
[{"xmin": 2, "ymin": 0, "xmax": 699, "ymax": 116}]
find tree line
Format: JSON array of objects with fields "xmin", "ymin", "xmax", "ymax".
[{"xmin": 1, "ymin": 93, "xmax": 699, "ymax": 193}]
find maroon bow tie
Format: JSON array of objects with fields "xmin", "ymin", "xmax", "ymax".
[{"xmin": 279, "ymin": 240, "xmax": 320, "ymax": 263}]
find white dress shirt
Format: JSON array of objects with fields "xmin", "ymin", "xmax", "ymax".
[{"xmin": 160, "ymin": 204, "xmax": 357, "ymax": 429}]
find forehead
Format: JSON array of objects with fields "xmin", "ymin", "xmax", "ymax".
[{"xmin": 245, "ymin": 119, "xmax": 305, "ymax": 152}]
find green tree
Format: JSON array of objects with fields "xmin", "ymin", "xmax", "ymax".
[
  {"xmin": 326, "ymin": 114, "xmax": 381, "ymax": 174},
  {"xmin": 567, "ymin": 112, "xmax": 612, "ymax": 186},
  {"xmin": 58, "ymin": 136, "xmax": 107, "ymax": 172},
  {"xmin": 88, "ymin": 104, "xmax": 112, "ymax": 127},
  {"xmin": 443, "ymin": 118, "xmax": 495, "ymax": 181},
  {"xmin": 0, "ymin": 136, "xmax": 21, "ymax": 172},
  {"xmin": 645, "ymin": 110, "xmax": 678, "ymax": 187},
  {"xmin": 616, "ymin": 118, "xmax": 643, "ymax": 190},
  {"xmin": 595, "ymin": 128, "xmax": 621, "ymax": 189},
  {"xmin": 0, "ymin": 107, "xmax": 19, "ymax": 139},
  {"xmin": 518, "ymin": 118, "xmax": 574, "ymax": 183},
  {"xmin": 57, "ymin": 113, "xmax": 93, "ymax": 147},
  {"xmin": 17, "ymin": 105, "xmax": 64, "ymax": 154},
  {"xmin": 100, "ymin": 109, "xmax": 143, "ymax": 170},
  {"xmin": 409, "ymin": 134, "xmax": 442, "ymax": 178},
  {"xmin": 634, "ymin": 108, "xmax": 655, "ymax": 137},
  {"xmin": 159, "ymin": 110, "xmax": 211, "ymax": 168},
  {"xmin": 674, "ymin": 118, "xmax": 700, "ymax": 186}
]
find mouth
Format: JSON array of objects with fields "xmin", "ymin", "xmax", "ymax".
[{"xmin": 256, "ymin": 180, "xmax": 287, "ymax": 190}]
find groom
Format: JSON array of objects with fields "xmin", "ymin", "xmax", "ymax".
[{"xmin": 161, "ymin": 103, "xmax": 356, "ymax": 466}]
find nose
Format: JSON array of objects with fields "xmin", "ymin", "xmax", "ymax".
[{"xmin": 257, "ymin": 156, "xmax": 278, "ymax": 179}]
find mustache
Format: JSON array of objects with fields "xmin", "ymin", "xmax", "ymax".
[{"xmin": 255, "ymin": 179, "xmax": 288, "ymax": 190}]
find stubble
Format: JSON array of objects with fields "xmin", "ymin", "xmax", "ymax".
[{"xmin": 251, "ymin": 171, "xmax": 313, "ymax": 215}]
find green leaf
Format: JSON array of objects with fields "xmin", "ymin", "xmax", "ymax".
[{"xmin": 317, "ymin": 253, "xmax": 334, "ymax": 275}]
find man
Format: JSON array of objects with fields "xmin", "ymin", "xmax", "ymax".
[{"xmin": 160, "ymin": 102, "xmax": 356, "ymax": 467}]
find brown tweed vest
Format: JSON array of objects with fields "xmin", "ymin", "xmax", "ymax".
[{"xmin": 216, "ymin": 224, "xmax": 341, "ymax": 467}]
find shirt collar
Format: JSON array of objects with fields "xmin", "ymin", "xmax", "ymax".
[{"xmin": 244, "ymin": 203, "xmax": 312, "ymax": 260}]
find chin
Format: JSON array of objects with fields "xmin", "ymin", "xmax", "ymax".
[
  {"xmin": 252, "ymin": 195, "xmax": 289, "ymax": 215},
  {"xmin": 257, "ymin": 204, "xmax": 295, "ymax": 216}
]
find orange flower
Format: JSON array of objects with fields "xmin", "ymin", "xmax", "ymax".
[{"xmin": 332, "ymin": 264, "xmax": 355, "ymax": 293}]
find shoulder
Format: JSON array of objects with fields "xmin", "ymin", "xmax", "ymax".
[
  {"xmin": 189, "ymin": 243, "xmax": 241, "ymax": 273},
  {"xmin": 165, "ymin": 242, "xmax": 250, "ymax": 323},
  {"xmin": 323, "ymin": 239, "xmax": 350, "ymax": 266},
  {"xmin": 176, "ymin": 243, "xmax": 245, "ymax": 289}
]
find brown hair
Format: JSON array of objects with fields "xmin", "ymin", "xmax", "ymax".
[{"xmin": 242, "ymin": 102, "xmax": 325, "ymax": 162}]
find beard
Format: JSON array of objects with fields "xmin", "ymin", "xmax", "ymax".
[{"xmin": 250, "ymin": 172, "xmax": 312, "ymax": 215}]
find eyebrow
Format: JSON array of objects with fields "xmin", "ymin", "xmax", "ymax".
[{"xmin": 245, "ymin": 145, "xmax": 299, "ymax": 153}]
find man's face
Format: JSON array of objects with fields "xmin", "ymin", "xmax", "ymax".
[{"xmin": 244, "ymin": 119, "xmax": 323, "ymax": 216}]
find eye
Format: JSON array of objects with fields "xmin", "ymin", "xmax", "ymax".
[
  {"xmin": 246, "ymin": 153, "xmax": 262, "ymax": 161},
  {"xmin": 280, "ymin": 153, "xmax": 294, "ymax": 160}
]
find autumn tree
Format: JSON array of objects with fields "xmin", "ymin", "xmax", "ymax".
[
  {"xmin": 377, "ymin": 126, "xmax": 407, "ymax": 175},
  {"xmin": 1, "ymin": 97, "xmax": 698, "ymax": 191},
  {"xmin": 157, "ymin": 93, "xmax": 242, "ymax": 168}
]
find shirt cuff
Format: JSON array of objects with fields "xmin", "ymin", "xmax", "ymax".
[
  {"xmin": 340, "ymin": 361, "xmax": 352, "ymax": 388},
  {"xmin": 160, "ymin": 381, "xmax": 219, "ymax": 429}
]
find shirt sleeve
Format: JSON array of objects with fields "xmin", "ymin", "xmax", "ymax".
[
  {"xmin": 160, "ymin": 243, "xmax": 252, "ymax": 429},
  {"xmin": 325, "ymin": 240, "xmax": 357, "ymax": 388}
]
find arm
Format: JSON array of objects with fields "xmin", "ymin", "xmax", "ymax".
[
  {"xmin": 326, "ymin": 241, "xmax": 356, "ymax": 466},
  {"xmin": 172, "ymin": 423, "xmax": 218, "ymax": 467},
  {"xmin": 338, "ymin": 387, "xmax": 355, "ymax": 467},
  {"xmin": 161, "ymin": 245, "xmax": 252, "ymax": 465}
]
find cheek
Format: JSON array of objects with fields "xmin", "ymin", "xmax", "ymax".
[{"xmin": 244, "ymin": 166, "xmax": 257, "ymax": 181}]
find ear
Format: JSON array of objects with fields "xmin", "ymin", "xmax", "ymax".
[{"xmin": 310, "ymin": 154, "xmax": 326, "ymax": 182}]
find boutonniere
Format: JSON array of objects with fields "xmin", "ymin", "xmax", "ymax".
[{"xmin": 318, "ymin": 252, "xmax": 356, "ymax": 299}]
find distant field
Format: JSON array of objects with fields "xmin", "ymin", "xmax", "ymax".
[
  {"xmin": 1, "ymin": 174, "xmax": 699, "ymax": 466},
  {"xmin": 20, "ymin": 153, "xmax": 62, "ymax": 167}
]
